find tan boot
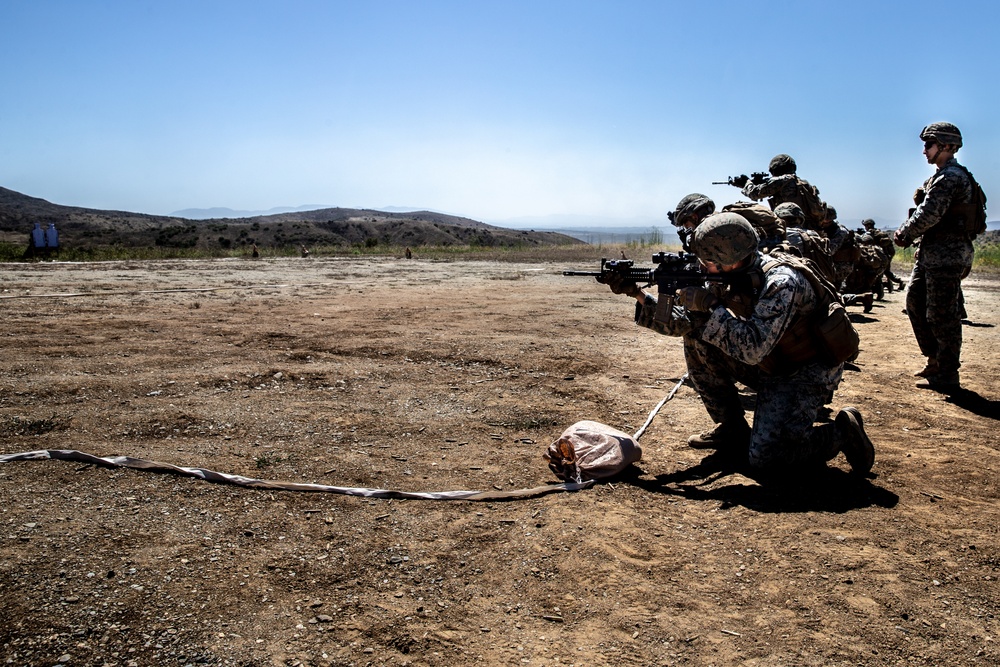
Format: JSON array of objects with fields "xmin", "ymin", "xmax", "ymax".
[
  {"xmin": 688, "ymin": 420, "xmax": 751, "ymax": 450},
  {"xmin": 914, "ymin": 358, "xmax": 940, "ymax": 377},
  {"xmin": 916, "ymin": 371, "xmax": 960, "ymax": 390}
]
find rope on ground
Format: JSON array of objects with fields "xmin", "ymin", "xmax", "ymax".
[
  {"xmin": 0, "ymin": 449, "xmax": 594, "ymax": 501},
  {"xmin": 0, "ymin": 374, "xmax": 689, "ymax": 499},
  {"xmin": 632, "ymin": 372, "xmax": 689, "ymax": 441}
]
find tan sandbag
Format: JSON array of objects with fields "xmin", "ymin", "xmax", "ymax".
[{"xmin": 543, "ymin": 420, "xmax": 642, "ymax": 483}]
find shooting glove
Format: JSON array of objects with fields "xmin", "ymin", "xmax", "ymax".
[
  {"xmin": 730, "ymin": 174, "xmax": 749, "ymax": 188},
  {"xmin": 675, "ymin": 286, "xmax": 719, "ymax": 313},
  {"xmin": 599, "ymin": 273, "xmax": 643, "ymax": 299}
]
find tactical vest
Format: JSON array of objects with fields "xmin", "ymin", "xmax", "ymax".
[
  {"xmin": 919, "ymin": 163, "xmax": 987, "ymax": 241},
  {"xmin": 737, "ymin": 253, "xmax": 859, "ymax": 375}
]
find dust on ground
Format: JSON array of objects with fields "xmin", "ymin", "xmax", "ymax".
[{"xmin": 1, "ymin": 256, "xmax": 999, "ymax": 667}]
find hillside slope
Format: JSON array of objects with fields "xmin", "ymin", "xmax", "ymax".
[{"xmin": 0, "ymin": 187, "xmax": 580, "ymax": 251}]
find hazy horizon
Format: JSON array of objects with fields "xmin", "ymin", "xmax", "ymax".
[{"xmin": 3, "ymin": 1, "xmax": 997, "ymax": 229}]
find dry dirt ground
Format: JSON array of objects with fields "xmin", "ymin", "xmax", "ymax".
[{"xmin": 1, "ymin": 255, "xmax": 999, "ymax": 667}]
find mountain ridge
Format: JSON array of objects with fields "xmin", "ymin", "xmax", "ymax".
[{"xmin": 0, "ymin": 187, "xmax": 580, "ymax": 252}]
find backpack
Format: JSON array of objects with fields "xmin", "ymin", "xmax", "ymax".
[
  {"xmin": 721, "ymin": 201, "xmax": 784, "ymax": 246},
  {"xmin": 778, "ymin": 227, "xmax": 838, "ymax": 285},
  {"xmin": 831, "ymin": 228, "xmax": 862, "ymax": 264},
  {"xmin": 761, "ymin": 251, "xmax": 860, "ymax": 369},
  {"xmin": 795, "ymin": 178, "xmax": 829, "ymax": 228},
  {"xmin": 957, "ymin": 165, "xmax": 988, "ymax": 238},
  {"xmin": 870, "ymin": 228, "xmax": 896, "ymax": 258}
]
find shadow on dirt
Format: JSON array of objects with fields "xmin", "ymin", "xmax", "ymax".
[
  {"xmin": 942, "ymin": 388, "xmax": 1000, "ymax": 421},
  {"xmin": 617, "ymin": 453, "xmax": 899, "ymax": 514}
]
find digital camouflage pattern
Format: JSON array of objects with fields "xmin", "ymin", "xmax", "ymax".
[
  {"xmin": 897, "ymin": 156, "xmax": 976, "ymax": 378},
  {"xmin": 690, "ymin": 212, "xmax": 758, "ymax": 265},
  {"xmin": 632, "ymin": 259, "xmax": 845, "ymax": 472},
  {"xmin": 845, "ymin": 240, "xmax": 889, "ymax": 297},
  {"xmin": 920, "ymin": 122, "xmax": 963, "ymax": 148},
  {"xmin": 741, "ymin": 173, "xmax": 800, "ymax": 211},
  {"xmin": 821, "ymin": 221, "xmax": 856, "ymax": 285},
  {"xmin": 896, "ymin": 157, "xmax": 975, "ymax": 269},
  {"xmin": 768, "ymin": 153, "xmax": 797, "ymax": 176}
]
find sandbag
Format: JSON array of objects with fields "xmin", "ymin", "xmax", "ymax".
[{"xmin": 543, "ymin": 420, "xmax": 642, "ymax": 483}]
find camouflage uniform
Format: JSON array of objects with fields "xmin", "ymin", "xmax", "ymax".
[
  {"xmin": 864, "ymin": 224, "xmax": 902, "ymax": 291},
  {"xmin": 633, "ymin": 254, "xmax": 843, "ymax": 474},
  {"xmin": 821, "ymin": 222, "xmax": 855, "ymax": 287},
  {"xmin": 846, "ymin": 235, "xmax": 889, "ymax": 299},
  {"xmin": 741, "ymin": 174, "xmax": 801, "ymax": 212},
  {"xmin": 896, "ymin": 157, "xmax": 975, "ymax": 378}
]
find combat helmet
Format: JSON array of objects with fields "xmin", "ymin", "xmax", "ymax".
[
  {"xmin": 668, "ymin": 193, "xmax": 715, "ymax": 227},
  {"xmin": 691, "ymin": 212, "xmax": 759, "ymax": 266},
  {"xmin": 773, "ymin": 202, "xmax": 806, "ymax": 227},
  {"xmin": 862, "ymin": 218, "xmax": 876, "ymax": 229},
  {"xmin": 768, "ymin": 153, "xmax": 797, "ymax": 176},
  {"xmin": 920, "ymin": 122, "xmax": 962, "ymax": 148}
]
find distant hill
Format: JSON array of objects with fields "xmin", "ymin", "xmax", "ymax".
[
  {"xmin": 170, "ymin": 204, "xmax": 336, "ymax": 219},
  {"xmin": 0, "ymin": 187, "xmax": 581, "ymax": 252}
]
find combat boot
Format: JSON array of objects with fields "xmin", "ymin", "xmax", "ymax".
[
  {"xmin": 861, "ymin": 293, "xmax": 874, "ymax": 313},
  {"xmin": 688, "ymin": 420, "xmax": 751, "ymax": 450},
  {"xmin": 835, "ymin": 407, "xmax": 875, "ymax": 475},
  {"xmin": 916, "ymin": 371, "xmax": 960, "ymax": 390},
  {"xmin": 914, "ymin": 358, "xmax": 940, "ymax": 378}
]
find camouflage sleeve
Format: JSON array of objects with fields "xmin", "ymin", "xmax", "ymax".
[
  {"xmin": 700, "ymin": 266, "xmax": 810, "ymax": 366},
  {"xmin": 897, "ymin": 163, "xmax": 970, "ymax": 243},
  {"xmin": 741, "ymin": 174, "xmax": 793, "ymax": 202},
  {"xmin": 634, "ymin": 295, "xmax": 699, "ymax": 337},
  {"xmin": 824, "ymin": 225, "xmax": 848, "ymax": 254}
]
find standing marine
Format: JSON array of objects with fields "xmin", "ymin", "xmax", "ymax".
[{"xmin": 894, "ymin": 122, "xmax": 985, "ymax": 390}]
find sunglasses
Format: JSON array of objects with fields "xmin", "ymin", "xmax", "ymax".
[{"xmin": 923, "ymin": 140, "xmax": 938, "ymax": 149}]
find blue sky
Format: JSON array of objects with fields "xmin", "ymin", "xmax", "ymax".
[{"xmin": 2, "ymin": 1, "xmax": 998, "ymax": 228}]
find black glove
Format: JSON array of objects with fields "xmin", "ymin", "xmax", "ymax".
[
  {"xmin": 675, "ymin": 286, "xmax": 719, "ymax": 312},
  {"xmin": 598, "ymin": 273, "xmax": 643, "ymax": 299},
  {"xmin": 730, "ymin": 174, "xmax": 749, "ymax": 188}
]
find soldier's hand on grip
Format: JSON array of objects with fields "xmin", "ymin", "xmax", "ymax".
[
  {"xmin": 731, "ymin": 174, "xmax": 749, "ymax": 188},
  {"xmin": 599, "ymin": 273, "xmax": 643, "ymax": 299},
  {"xmin": 675, "ymin": 286, "xmax": 719, "ymax": 312}
]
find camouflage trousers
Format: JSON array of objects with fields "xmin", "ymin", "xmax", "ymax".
[
  {"xmin": 833, "ymin": 261, "xmax": 854, "ymax": 289},
  {"xmin": 905, "ymin": 262, "xmax": 967, "ymax": 374},
  {"xmin": 683, "ymin": 335, "xmax": 843, "ymax": 473}
]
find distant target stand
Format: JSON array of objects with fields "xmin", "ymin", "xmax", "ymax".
[{"xmin": 25, "ymin": 222, "xmax": 60, "ymax": 259}]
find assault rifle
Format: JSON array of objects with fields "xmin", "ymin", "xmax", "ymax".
[
  {"xmin": 712, "ymin": 171, "xmax": 770, "ymax": 188},
  {"xmin": 563, "ymin": 252, "xmax": 722, "ymax": 323}
]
